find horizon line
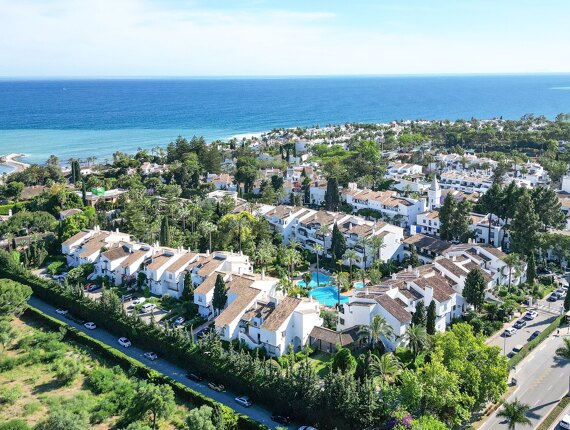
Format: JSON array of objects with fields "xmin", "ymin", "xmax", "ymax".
[{"xmin": 1, "ymin": 72, "xmax": 570, "ymax": 80}]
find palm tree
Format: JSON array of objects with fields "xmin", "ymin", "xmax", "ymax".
[
  {"xmin": 502, "ymin": 253, "xmax": 520, "ymax": 290},
  {"xmin": 255, "ymin": 239, "xmax": 276, "ymax": 279},
  {"xmin": 200, "ymin": 221, "xmax": 217, "ymax": 252},
  {"xmin": 317, "ymin": 224, "xmax": 330, "ymax": 256},
  {"xmin": 369, "ymin": 352, "xmax": 402, "ymax": 384},
  {"xmin": 343, "ymin": 249, "xmax": 358, "ymax": 282},
  {"xmin": 357, "ymin": 236, "xmax": 371, "ymax": 269},
  {"xmin": 403, "ymin": 324, "xmax": 428, "ymax": 360},
  {"xmin": 231, "ymin": 215, "xmax": 249, "ymax": 252},
  {"xmin": 358, "ymin": 314, "xmax": 394, "ymax": 351},
  {"xmin": 370, "ymin": 235, "xmax": 386, "ymax": 264},
  {"xmin": 497, "ymin": 399, "xmax": 531, "ymax": 430},
  {"xmin": 313, "ymin": 243, "xmax": 323, "ymax": 288},
  {"xmin": 335, "ymin": 272, "xmax": 350, "ymax": 308},
  {"xmin": 283, "ymin": 247, "xmax": 302, "ymax": 280}
]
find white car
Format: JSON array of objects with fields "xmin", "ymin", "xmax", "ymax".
[
  {"xmin": 524, "ymin": 311, "xmax": 538, "ymax": 320},
  {"xmin": 56, "ymin": 308, "xmax": 68, "ymax": 315},
  {"xmin": 118, "ymin": 337, "xmax": 132, "ymax": 348},
  {"xmin": 84, "ymin": 322, "xmax": 97, "ymax": 330},
  {"xmin": 560, "ymin": 413, "xmax": 570, "ymax": 429},
  {"xmin": 503, "ymin": 327, "xmax": 517, "ymax": 337},
  {"xmin": 235, "ymin": 396, "xmax": 252, "ymax": 407},
  {"xmin": 143, "ymin": 352, "xmax": 158, "ymax": 361},
  {"xmin": 132, "ymin": 298, "xmax": 146, "ymax": 306}
]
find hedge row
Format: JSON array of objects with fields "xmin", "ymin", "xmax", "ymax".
[
  {"xmin": 23, "ymin": 305, "xmax": 267, "ymax": 430},
  {"xmin": 536, "ymin": 395, "xmax": 570, "ymax": 430},
  {"xmin": 508, "ymin": 315, "xmax": 563, "ymax": 367}
]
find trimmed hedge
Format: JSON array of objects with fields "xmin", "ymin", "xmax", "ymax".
[
  {"xmin": 24, "ymin": 306, "xmax": 266, "ymax": 430},
  {"xmin": 508, "ymin": 315, "xmax": 563, "ymax": 367}
]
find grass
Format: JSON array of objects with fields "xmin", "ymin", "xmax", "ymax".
[
  {"xmin": 308, "ymin": 351, "xmax": 334, "ymax": 377},
  {"xmin": 0, "ymin": 316, "xmax": 192, "ymax": 429},
  {"xmin": 536, "ymin": 394, "xmax": 570, "ymax": 430}
]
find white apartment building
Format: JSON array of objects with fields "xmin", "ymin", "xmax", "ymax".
[
  {"xmin": 385, "ymin": 162, "xmax": 423, "ymax": 178},
  {"xmin": 62, "ymin": 227, "xmax": 132, "ymax": 267},
  {"xmin": 341, "ymin": 183, "xmax": 426, "ymax": 227}
]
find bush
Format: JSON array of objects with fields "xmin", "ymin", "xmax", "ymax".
[
  {"xmin": 47, "ymin": 261, "xmax": 65, "ymax": 276},
  {"xmin": 0, "ymin": 420, "xmax": 31, "ymax": 430},
  {"xmin": 53, "ymin": 358, "xmax": 83, "ymax": 385},
  {"xmin": 0, "ymin": 384, "xmax": 21, "ymax": 405}
]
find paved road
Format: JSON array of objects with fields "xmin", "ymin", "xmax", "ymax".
[
  {"xmin": 480, "ymin": 333, "xmax": 570, "ymax": 430},
  {"xmin": 28, "ymin": 297, "xmax": 292, "ymax": 429},
  {"xmin": 547, "ymin": 401, "xmax": 570, "ymax": 430}
]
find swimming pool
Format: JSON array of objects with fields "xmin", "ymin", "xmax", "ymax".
[
  {"xmin": 354, "ymin": 281, "xmax": 365, "ymax": 289},
  {"xmin": 308, "ymin": 286, "xmax": 349, "ymax": 307},
  {"xmin": 297, "ymin": 271, "xmax": 331, "ymax": 288}
]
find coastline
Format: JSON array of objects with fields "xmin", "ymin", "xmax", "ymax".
[{"xmin": 0, "ymin": 153, "xmax": 30, "ymax": 175}]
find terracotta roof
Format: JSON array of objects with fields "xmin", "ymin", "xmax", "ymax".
[
  {"xmin": 413, "ymin": 275, "xmax": 455, "ymax": 303},
  {"xmin": 165, "ymin": 252, "xmax": 197, "ymax": 273},
  {"xmin": 63, "ymin": 230, "xmax": 89, "ymax": 246},
  {"xmin": 194, "ymin": 272, "xmax": 224, "ymax": 295},
  {"xmin": 120, "ymin": 249, "xmax": 148, "ymax": 268},
  {"xmin": 101, "ymin": 245, "xmax": 130, "ymax": 262},
  {"xmin": 404, "ymin": 234, "xmax": 451, "ymax": 255},
  {"xmin": 436, "ymin": 258, "xmax": 469, "ymax": 278},
  {"xmin": 261, "ymin": 297, "xmax": 301, "ymax": 331},
  {"xmin": 78, "ymin": 232, "xmax": 110, "ymax": 258},
  {"xmin": 215, "ymin": 282, "xmax": 260, "ymax": 328},
  {"xmin": 146, "ymin": 253, "xmax": 175, "ymax": 271},
  {"xmin": 197, "ymin": 258, "xmax": 224, "ymax": 277},
  {"xmin": 242, "ymin": 301, "xmax": 275, "ymax": 322},
  {"xmin": 375, "ymin": 294, "xmax": 412, "ymax": 324},
  {"xmin": 309, "ymin": 326, "xmax": 360, "ymax": 346}
]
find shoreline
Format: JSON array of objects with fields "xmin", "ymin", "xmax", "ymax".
[{"xmin": 0, "ymin": 153, "xmax": 30, "ymax": 175}]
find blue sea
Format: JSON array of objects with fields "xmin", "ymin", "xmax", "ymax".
[{"xmin": 1, "ymin": 75, "xmax": 570, "ymax": 164}]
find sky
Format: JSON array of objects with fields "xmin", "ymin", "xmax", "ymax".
[{"xmin": 1, "ymin": 0, "xmax": 570, "ymax": 77}]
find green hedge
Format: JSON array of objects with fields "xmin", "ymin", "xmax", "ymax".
[
  {"xmin": 536, "ymin": 395, "xmax": 570, "ymax": 430},
  {"xmin": 24, "ymin": 306, "xmax": 266, "ymax": 430},
  {"xmin": 0, "ymin": 202, "xmax": 26, "ymax": 215},
  {"xmin": 508, "ymin": 316, "xmax": 563, "ymax": 367}
]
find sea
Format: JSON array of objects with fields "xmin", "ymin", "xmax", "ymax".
[{"xmin": 1, "ymin": 74, "xmax": 570, "ymax": 165}]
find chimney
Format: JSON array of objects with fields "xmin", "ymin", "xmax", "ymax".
[
  {"xmin": 452, "ymin": 255, "xmax": 456, "ymax": 262},
  {"xmin": 407, "ymin": 265, "xmax": 412, "ymax": 272},
  {"xmin": 206, "ymin": 249, "xmax": 210, "ymax": 256}
]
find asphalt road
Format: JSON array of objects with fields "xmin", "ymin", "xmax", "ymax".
[
  {"xmin": 28, "ymin": 296, "xmax": 293, "ymax": 430},
  {"xmin": 480, "ymin": 332, "xmax": 570, "ymax": 430}
]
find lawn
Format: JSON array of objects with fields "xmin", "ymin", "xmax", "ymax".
[
  {"xmin": 0, "ymin": 317, "xmax": 192, "ymax": 429},
  {"xmin": 308, "ymin": 351, "xmax": 334, "ymax": 377}
]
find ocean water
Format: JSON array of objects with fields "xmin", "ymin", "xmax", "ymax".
[{"xmin": 1, "ymin": 75, "xmax": 570, "ymax": 164}]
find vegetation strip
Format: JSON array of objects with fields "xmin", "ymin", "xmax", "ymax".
[
  {"xmin": 536, "ymin": 395, "xmax": 570, "ymax": 430},
  {"xmin": 507, "ymin": 316, "xmax": 563, "ymax": 367},
  {"xmin": 23, "ymin": 305, "xmax": 267, "ymax": 430}
]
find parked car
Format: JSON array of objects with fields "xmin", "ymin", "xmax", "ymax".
[
  {"xmin": 524, "ymin": 311, "xmax": 538, "ymax": 320},
  {"xmin": 557, "ymin": 288, "xmax": 567, "ymax": 297},
  {"xmin": 121, "ymin": 294, "xmax": 133, "ymax": 302},
  {"xmin": 85, "ymin": 284, "xmax": 101, "ymax": 292},
  {"xmin": 528, "ymin": 330, "xmax": 541, "ymax": 341},
  {"xmin": 514, "ymin": 320, "xmax": 527, "ymax": 329},
  {"xmin": 174, "ymin": 316, "xmax": 185, "ymax": 326},
  {"xmin": 143, "ymin": 352, "xmax": 158, "ymax": 361},
  {"xmin": 548, "ymin": 292, "xmax": 560, "ymax": 302},
  {"xmin": 56, "ymin": 308, "xmax": 68, "ymax": 315},
  {"xmin": 186, "ymin": 373, "xmax": 203, "ymax": 382},
  {"xmin": 271, "ymin": 414, "xmax": 291, "ymax": 425},
  {"xmin": 560, "ymin": 413, "xmax": 570, "ymax": 429},
  {"xmin": 208, "ymin": 382, "xmax": 225, "ymax": 392},
  {"xmin": 84, "ymin": 322, "xmax": 97, "ymax": 330},
  {"xmin": 512, "ymin": 344, "xmax": 523, "ymax": 353},
  {"xmin": 132, "ymin": 298, "xmax": 146, "ymax": 306},
  {"xmin": 299, "ymin": 427, "xmax": 319, "ymax": 430},
  {"xmin": 139, "ymin": 303, "xmax": 156, "ymax": 314},
  {"xmin": 503, "ymin": 327, "xmax": 517, "ymax": 337},
  {"xmin": 235, "ymin": 396, "xmax": 252, "ymax": 407},
  {"xmin": 118, "ymin": 337, "xmax": 131, "ymax": 348}
]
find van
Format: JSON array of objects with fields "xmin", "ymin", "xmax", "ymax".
[{"xmin": 140, "ymin": 303, "xmax": 156, "ymax": 314}]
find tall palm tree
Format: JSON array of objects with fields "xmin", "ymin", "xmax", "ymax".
[
  {"xmin": 313, "ymin": 243, "xmax": 323, "ymax": 288},
  {"xmin": 358, "ymin": 314, "xmax": 394, "ymax": 351},
  {"xmin": 283, "ymin": 247, "xmax": 302, "ymax": 280},
  {"xmin": 370, "ymin": 235, "xmax": 386, "ymax": 265},
  {"xmin": 255, "ymin": 239, "xmax": 276, "ymax": 279},
  {"xmin": 369, "ymin": 352, "xmax": 402, "ymax": 384},
  {"xmin": 497, "ymin": 399, "xmax": 531, "ymax": 430},
  {"xmin": 502, "ymin": 253, "xmax": 520, "ymax": 290},
  {"xmin": 317, "ymin": 224, "xmax": 330, "ymax": 256},
  {"xmin": 357, "ymin": 236, "xmax": 371, "ymax": 269},
  {"xmin": 200, "ymin": 221, "xmax": 217, "ymax": 252},
  {"xmin": 403, "ymin": 324, "xmax": 428, "ymax": 360},
  {"xmin": 231, "ymin": 215, "xmax": 249, "ymax": 252},
  {"xmin": 343, "ymin": 249, "xmax": 358, "ymax": 282},
  {"xmin": 336, "ymin": 272, "xmax": 350, "ymax": 308}
]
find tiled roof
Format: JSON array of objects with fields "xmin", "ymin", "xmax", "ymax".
[
  {"xmin": 101, "ymin": 245, "xmax": 130, "ymax": 262},
  {"xmin": 375, "ymin": 294, "xmax": 412, "ymax": 324},
  {"xmin": 215, "ymin": 282, "xmax": 260, "ymax": 328},
  {"xmin": 120, "ymin": 249, "xmax": 148, "ymax": 268},
  {"xmin": 413, "ymin": 275, "xmax": 455, "ymax": 303},
  {"xmin": 309, "ymin": 326, "xmax": 360, "ymax": 346},
  {"xmin": 63, "ymin": 230, "xmax": 89, "ymax": 246},
  {"xmin": 78, "ymin": 233, "xmax": 110, "ymax": 258},
  {"xmin": 261, "ymin": 297, "xmax": 301, "ymax": 331},
  {"xmin": 146, "ymin": 253, "xmax": 175, "ymax": 271},
  {"xmin": 436, "ymin": 258, "xmax": 468, "ymax": 278},
  {"xmin": 194, "ymin": 272, "xmax": 224, "ymax": 295},
  {"xmin": 197, "ymin": 258, "xmax": 224, "ymax": 277},
  {"xmin": 404, "ymin": 234, "xmax": 451, "ymax": 255},
  {"xmin": 165, "ymin": 252, "xmax": 197, "ymax": 273}
]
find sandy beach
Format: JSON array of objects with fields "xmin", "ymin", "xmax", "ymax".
[{"xmin": 0, "ymin": 153, "xmax": 30, "ymax": 174}]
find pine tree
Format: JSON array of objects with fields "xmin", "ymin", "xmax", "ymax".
[
  {"xmin": 510, "ymin": 190, "xmax": 540, "ymax": 255},
  {"xmin": 526, "ymin": 252, "xmax": 537, "ymax": 285},
  {"xmin": 426, "ymin": 300, "xmax": 437, "ymax": 335},
  {"xmin": 212, "ymin": 274, "xmax": 227, "ymax": 315},
  {"xmin": 159, "ymin": 216, "xmax": 170, "ymax": 247},
  {"xmin": 412, "ymin": 301, "xmax": 427, "ymax": 326},
  {"xmin": 463, "ymin": 268, "xmax": 487, "ymax": 311},
  {"xmin": 181, "ymin": 272, "xmax": 194, "ymax": 301},
  {"xmin": 438, "ymin": 193, "xmax": 457, "ymax": 240},
  {"xmin": 330, "ymin": 222, "xmax": 346, "ymax": 263},
  {"xmin": 532, "ymin": 186, "xmax": 566, "ymax": 231},
  {"xmin": 81, "ymin": 180, "xmax": 87, "ymax": 205}
]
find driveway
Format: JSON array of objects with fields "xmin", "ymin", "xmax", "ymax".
[{"xmin": 28, "ymin": 296, "xmax": 293, "ymax": 429}]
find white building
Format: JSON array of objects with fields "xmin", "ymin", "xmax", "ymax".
[{"xmin": 62, "ymin": 227, "xmax": 131, "ymax": 267}]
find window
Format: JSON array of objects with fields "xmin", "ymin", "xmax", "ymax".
[
  {"xmin": 198, "ymin": 296, "xmax": 203, "ymax": 303},
  {"xmin": 339, "ymin": 318, "xmax": 345, "ymax": 325}
]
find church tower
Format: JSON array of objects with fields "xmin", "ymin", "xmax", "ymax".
[{"xmin": 428, "ymin": 176, "xmax": 442, "ymax": 210}]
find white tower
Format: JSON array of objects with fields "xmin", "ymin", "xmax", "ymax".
[{"xmin": 428, "ymin": 176, "xmax": 442, "ymax": 210}]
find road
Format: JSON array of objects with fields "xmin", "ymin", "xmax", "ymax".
[
  {"xmin": 28, "ymin": 296, "xmax": 292, "ymax": 429},
  {"xmin": 480, "ymin": 332, "xmax": 570, "ymax": 430}
]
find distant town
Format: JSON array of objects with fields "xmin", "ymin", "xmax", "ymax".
[{"xmin": 2, "ymin": 114, "xmax": 570, "ymax": 429}]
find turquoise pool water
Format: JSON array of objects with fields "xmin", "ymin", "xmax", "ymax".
[
  {"xmin": 354, "ymin": 281, "xmax": 365, "ymax": 289},
  {"xmin": 297, "ymin": 272, "xmax": 330, "ymax": 288},
  {"xmin": 308, "ymin": 286, "xmax": 349, "ymax": 307}
]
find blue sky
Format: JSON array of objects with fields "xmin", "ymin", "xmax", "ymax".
[{"xmin": 1, "ymin": 0, "xmax": 569, "ymax": 76}]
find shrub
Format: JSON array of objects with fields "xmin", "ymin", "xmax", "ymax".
[
  {"xmin": 0, "ymin": 420, "xmax": 30, "ymax": 430},
  {"xmin": 53, "ymin": 358, "xmax": 83, "ymax": 385},
  {"xmin": 47, "ymin": 261, "xmax": 65, "ymax": 276},
  {"xmin": 0, "ymin": 384, "xmax": 22, "ymax": 405}
]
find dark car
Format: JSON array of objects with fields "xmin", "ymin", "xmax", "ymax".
[
  {"xmin": 186, "ymin": 373, "xmax": 203, "ymax": 382},
  {"xmin": 271, "ymin": 414, "xmax": 291, "ymax": 425},
  {"xmin": 528, "ymin": 330, "xmax": 541, "ymax": 341},
  {"xmin": 548, "ymin": 292, "xmax": 560, "ymax": 302},
  {"xmin": 514, "ymin": 320, "xmax": 527, "ymax": 329}
]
